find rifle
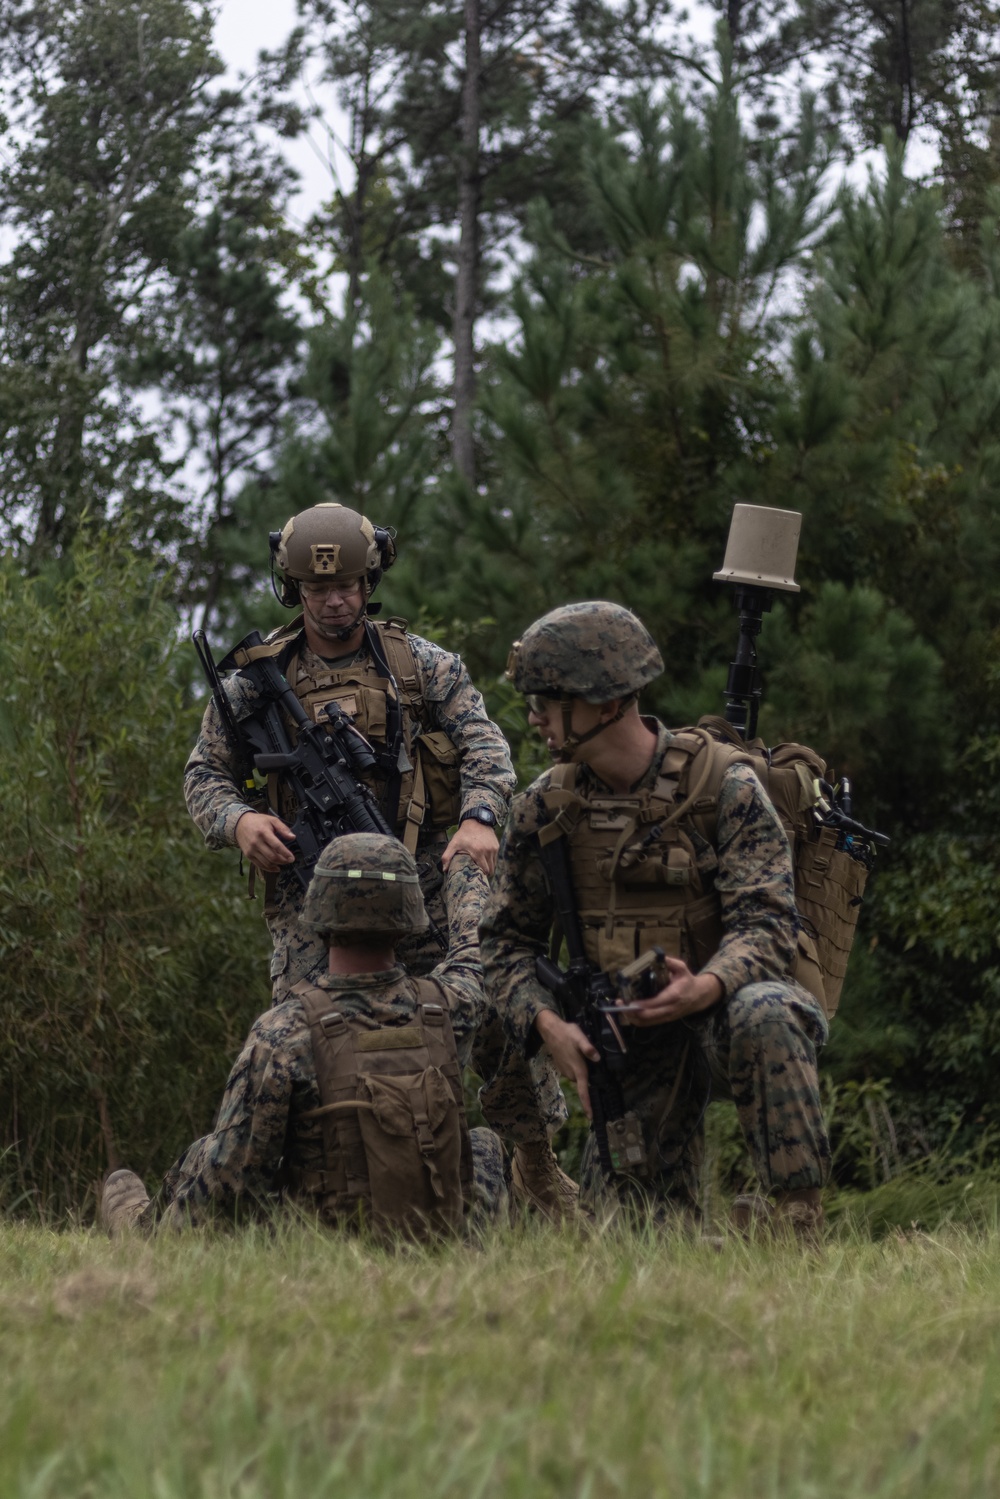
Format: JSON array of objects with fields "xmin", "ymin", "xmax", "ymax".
[
  {"xmin": 192, "ymin": 628, "xmax": 402, "ymax": 894},
  {"xmin": 534, "ymin": 832, "xmax": 650, "ymax": 1182}
]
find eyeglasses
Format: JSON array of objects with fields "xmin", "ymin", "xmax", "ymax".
[
  {"xmin": 525, "ymin": 694, "xmax": 566, "ymax": 715},
  {"xmin": 300, "ymin": 579, "xmax": 363, "ymax": 600}
]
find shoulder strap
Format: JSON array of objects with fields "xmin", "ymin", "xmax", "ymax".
[
  {"xmin": 375, "ymin": 618, "xmax": 423, "ymax": 716},
  {"xmin": 223, "ymin": 621, "xmax": 305, "ymax": 674},
  {"xmin": 291, "ymin": 981, "xmax": 368, "ymax": 1197},
  {"xmin": 538, "ymin": 762, "xmax": 585, "ymax": 846},
  {"xmin": 662, "ymin": 726, "xmax": 754, "ymax": 846}
]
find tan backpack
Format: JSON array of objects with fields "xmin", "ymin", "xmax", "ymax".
[
  {"xmin": 691, "ymin": 717, "xmax": 870, "ymax": 1019},
  {"xmin": 289, "ymin": 978, "xmax": 473, "ymax": 1238}
]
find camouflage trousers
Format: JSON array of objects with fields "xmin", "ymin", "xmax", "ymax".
[
  {"xmin": 266, "ymin": 857, "xmax": 567, "ymax": 1149},
  {"xmin": 157, "ymin": 1124, "xmax": 508, "ymax": 1234},
  {"xmin": 580, "ymin": 979, "xmax": 831, "ymax": 1215}
]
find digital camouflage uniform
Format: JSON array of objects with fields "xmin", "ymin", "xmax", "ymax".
[
  {"xmin": 184, "ymin": 626, "xmax": 566, "ymax": 1146},
  {"xmin": 481, "ymin": 721, "xmax": 831, "ymax": 1214},
  {"xmin": 149, "ymin": 854, "xmax": 507, "ymax": 1232}
]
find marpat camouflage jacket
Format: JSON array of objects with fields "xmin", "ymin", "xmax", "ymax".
[
  {"xmin": 184, "ymin": 626, "xmax": 515, "ymax": 853},
  {"xmin": 161, "ymin": 854, "xmax": 488, "ymax": 1227},
  {"xmin": 480, "ymin": 721, "xmax": 800, "ymax": 1049}
]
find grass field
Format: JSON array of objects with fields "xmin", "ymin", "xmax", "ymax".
[{"xmin": 4, "ymin": 1212, "xmax": 1000, "ymax": 1498}]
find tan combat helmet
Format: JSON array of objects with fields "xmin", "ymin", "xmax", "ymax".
[
  {"xmin": 301, "ymin": 833, "xmax": 429, "ymax": 944},
  {"xmin": 269, "ymin": 502, "xmax": 397, "ymax": 612},
  {"xmin": 506, "ymin": 601, "xmax": 663, "ymax": 760}
]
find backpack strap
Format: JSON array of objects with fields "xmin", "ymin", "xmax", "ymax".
[
  {"xmin": 538, "ymin": 761, "xmax": 585, "ymax": 846},
  {"xmin": 372, "ymin": 619, "xmax": 433, "ymax": 847},
  {"xmin": 408, "ymin": 977, "xmax": 474, "ymax": 1198},
  {"xmin": 376, "ymin": 618, "xmax": 424, "ymax": 719},
  {"xmin": 292, "ymin": 981, "xmax": 368, "ymax": 1199},
  {"xmin": 661, "ymin": 727, "xmax": 754, "ymax": 847}
]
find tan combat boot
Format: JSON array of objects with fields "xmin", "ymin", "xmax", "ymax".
[
  {"xmin": 731, "ymin": 1187, "xmax": 824, "ymax": 1247},
  {"xmin": 730, "ymin": 1192, "xmax": 773, "ymax": 1237},
  {"xmin": 101, "ymin": 1169, "xmax": 152, "ymax": 1238},
  {"xmin": 773, "ymin": 1187, "xmax": 825, "ymax": 1247},
  {"xmin": 510, "ymin": 1140, "xmax": 580, "ymax": 1224}
]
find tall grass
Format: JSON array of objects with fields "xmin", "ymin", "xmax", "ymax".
[{"xmin": 4, "ymin": 1216, "xmax": 1000, "ymax": 1497}]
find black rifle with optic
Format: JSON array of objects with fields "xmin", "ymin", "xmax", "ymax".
[
  {"xmin": 533, "ymin": 832, "xmax": 651, "ymax": 1183},
  {"xmin": 193, "ymin": 628, "xmax": 404, "ymax": 890}
]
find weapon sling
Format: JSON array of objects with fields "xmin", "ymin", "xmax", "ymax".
[{"xmin": 534, "ymin": 831, "xmax": 647, "ymax": 1183}]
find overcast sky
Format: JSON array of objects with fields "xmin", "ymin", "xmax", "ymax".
[
  {"xmin": 209, "ymin": 0, "xmax": 937, "ymax": 233},
  {"xmin": 214, "ymin": 0, "xmax": 345, "ymax": 225}
]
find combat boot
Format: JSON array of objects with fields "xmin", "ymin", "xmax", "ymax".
[
  {"xmin": 101, "ymin": 1169, "xmax": 152, "ymax": 1238},
  {"xmin": 730, "ymin": 1193, "xmax": 772, "ymax": 1237},
  {"xmin": 731, "ymin": 1188, "xmax": 824, "ymax": 1248},
  {"xmin": 510, "ymin": 1140, "xmax": 580, "ymax": 1223},
  {"xmin": 773, "ymin": 1187, "xmax": 824, "ymax": 1247}
]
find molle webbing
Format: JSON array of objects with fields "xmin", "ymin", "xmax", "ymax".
[
  {"xmin": 538, "ymin": 733, "xmax": 750, "ymax": 976},
  {"xmin": 236, "ymin": 618, "xmax": 456, "ymax": 854},
  {"xmin": 696, "ymin": 715, "xmax": 864, "ymax": 1018},
  {"xmin": 290, "ymin": 977, "xmax": 473, "ymax": 1233}
]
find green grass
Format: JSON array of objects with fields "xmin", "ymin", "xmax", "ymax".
[{"xmin": 4, "ymin": 1216, "xmax": 1000, "ymax": 1498}]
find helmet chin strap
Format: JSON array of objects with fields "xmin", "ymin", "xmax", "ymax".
[
  {"xmin": 308, "ymin": 579, "xmax": 370, "ymax": 642},
  {"xmin": 555, "ymin": 694, "xmax": 637, "ymax": 762},
  {"xmin": 329, "ymin": 599, "xmax": 368, "ymax": 640}
]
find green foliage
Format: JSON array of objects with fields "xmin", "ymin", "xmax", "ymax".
[
  {"xmin": 0, "ymin": 0, "xmax": 224, "ymax": 556},
  {"xmin": 133, "ymin": 170, "xmax": 305, "ymax": 629},
  {"xmin": 758, "ymin": 582, "xmax": 944, "ymax": 823},
  {"xmin": 284, "ymin": 0, "xmax": 677, "ymax": 326},
  {"xmin": 0, "ymin": 531, "xmax": 271, "ymax": 1214},
  {"xmin": 5, "ymin": 0, "xmax": 1000, "ymax": 1204},
  {"xmin": 429, "ymin": 68, "xmax": 830, "ymax": 688}
]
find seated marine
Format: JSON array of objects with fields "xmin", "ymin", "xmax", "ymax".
[{"xmin": 101, "ymin": 834, "xmax": 507, "ymax": 1239}]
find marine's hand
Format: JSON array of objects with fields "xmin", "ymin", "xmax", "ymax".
[
  {"xmin": 620, "ymin": 956, "xmax": 723, "ymax": 1027},
  {"xmin": 235, "ymin": 811, "xmax": 296, "ymax": 872},
  {"xmin": 534, "ymin": 1010, "xmax": 600, "ymax": 1119},
  {"xmin": 441, "ymin": 818, "xmax": 499, "ymax": 876}
]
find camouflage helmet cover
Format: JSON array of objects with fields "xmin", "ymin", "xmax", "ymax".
[
  {"xmin": 506, "ymin": 601, "xmax": 663, "ymax": 703},
  {"xmin": 301, "ymin": 833, "xmax": 429, "ymax": 940},
  {"xmin": 275, "ymin": 502, "xmax": 385, "ymax": 586}
]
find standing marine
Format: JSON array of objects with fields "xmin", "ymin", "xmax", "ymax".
[
  {"xmin": 480, "ymin": 601, "xmax": 831, "ymax": 1238},
  {"xmin": 183, "ymin": 502, "xmax": 573, "ymax": 1215},
  {"xmin": 102, "ymin": 836, "xmax": 506, "ymax": 1236}
]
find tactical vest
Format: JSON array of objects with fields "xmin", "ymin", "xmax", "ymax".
[
  {"xmin": 232, "ymin": 616, "xmax": 462, "ymax": 853},
  {"xmin": 286, "ymin": 976, "xmax": 474, "ymax": 1239},
  {"xmin": 538, "ymin": 728, "xmax": 833, "ymax": 1015},
  {"xmin": 537, "ymin": 730, "xmax": 748, "ymax": 977}
]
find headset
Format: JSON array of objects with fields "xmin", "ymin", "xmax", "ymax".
[{"xmin": 268, "ymin": 524, "xmax": 397, "ymax": 612}]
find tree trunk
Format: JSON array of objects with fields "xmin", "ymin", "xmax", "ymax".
[{"xmin": 452, "ymin": 0, "xmax": 481, "ymax": 488}]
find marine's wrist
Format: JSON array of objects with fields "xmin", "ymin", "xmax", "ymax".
[
  {"xmin": 459, "ymin": 790, "xmax": 507, "ymax": 826},
  {"xmin": 696, "ymin": 968, "xmax": 727, "ymax": 1006}
]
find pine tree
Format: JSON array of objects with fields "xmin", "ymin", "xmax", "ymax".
[
  {"xmin": 271, "ymin": 0, "xmax": 676, "ymax": 483},
  {"xmin": 0, "ymin": 0, "xmax": 303, "ymax": 565},
  {"xmin": 431, "ymin": 62, "xmax": 831, "ymax": 693},
  {"xmin": 132, "ymin": 157, "xmax": 306, "ymax": 629},
  {"xmin": 0, "ymin": 0, "xmax": 224, "ymax": 555}
]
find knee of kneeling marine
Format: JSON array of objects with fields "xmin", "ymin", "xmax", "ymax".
[{"xmin": 727, "ymin": 980, "xmax": 827, "ymax": 1046}]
